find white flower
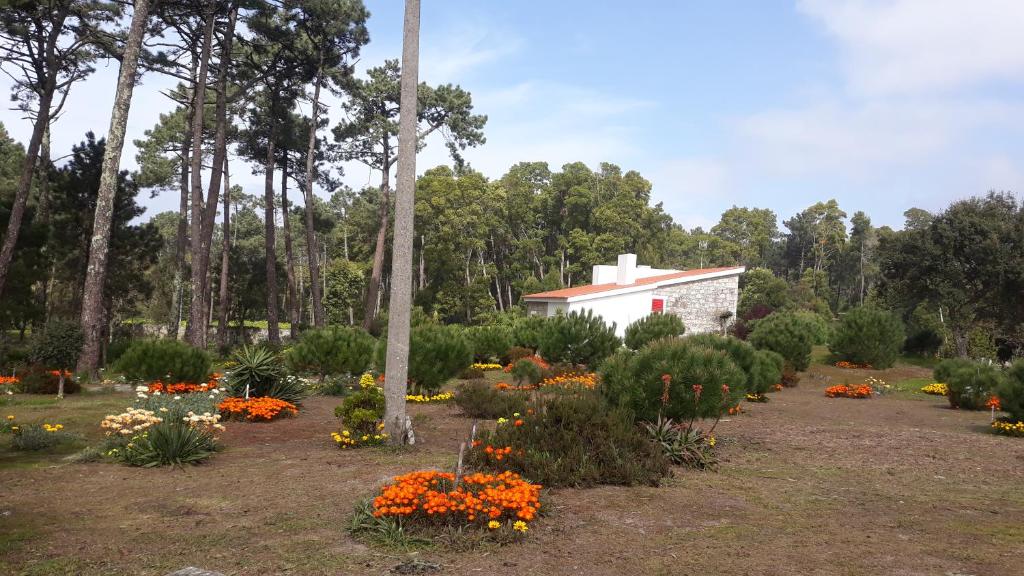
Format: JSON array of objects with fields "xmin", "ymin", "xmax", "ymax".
[
  {"xmin": 135, "ymin": 385, "xmax": 148, "ymax": 392},
  {"xmin": 173, "ymin": 395, "xmax": 181, "ymax": 400},
  {"xmin": 152, "ymin": 391, "xmax": 161, "ymax": 396},
  {"xmin": 159, "ymin": 407, "xmax": 168, "ymax": 413}
]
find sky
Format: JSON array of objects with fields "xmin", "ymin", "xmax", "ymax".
[{"xmin": 2, "ymin": 0, "xmax": 1023, "ymax": 231}]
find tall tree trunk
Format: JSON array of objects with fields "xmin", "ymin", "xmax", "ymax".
[
  {"xmin": 183, "ymin": 9, "xmax": 216, "ymax": 346},
  {"xmin": 264, "ymin": 137, "xmax": 280, "ymax": 344},
  {"xmin": 303, "ymin": 61, "xmax": 326, "ymax": 327},
  {"xmin": 216, "ymin": 156, "xmax": 232, "ymax": 349},
  {"xmin": 281, "ymin": 161, "xmax": 298, "ymax": 339},
  {"xmin": 168, "ymin": 59, "xmax": 198, "ymax": 340},
  {"xmin": 383, "ymin": 0, "xmax": 421, "ymax": 445},
  {"xmin": 362, "ymin": 151, "xmax": 390, "ymax": 330},
  {"xmin": 33, "ymin": 126, "xmax": 52, "ymax": 324},
  {"xmin": 78, "ymin": 0, "xmax": 152, "ymax": 377},
  {"xmin": 188, "ymin": 4, "xmax": 238, "ymax": 347}
]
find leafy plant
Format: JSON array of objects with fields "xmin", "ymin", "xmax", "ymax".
[
  {"xmin": 28, "ymin": 321, "xmax": 82, "ymax": 396},
  {"xmin": 939, "ymin": 359, "xmax": 1005, "ymax": 410},
  {"xmin": 748, "ymin": 311, "xmax": 815, "ymax": 372},
  {"xmin": 468, "ymin": 392, "xmax": 669, "ymax": 487},
  {"xmin": 454, "ymin": 380, "xmax": 529, "ymax": 419},
  {"xmin": 829, "ymin": 306, "xmax": 905, "ymax": 369},
  {"xmin": 377, "ymin": 324, "xmax": 472, "ymax": 394},
  {"xmin": 465, "ymin": 325, "xmax": 513, "ymax": 363},
  {"xmin": 537, "ymin": 309, "xmax": 621, "ymax": 368},
  {"xmin": 599, "ymin": 338, "xmax": 748, "ymax": 422},
  {"xmin": 642, "ymin": 416, "xmax": 717, "ymax": 470},
  {"xmin": 112, "ymin": 420, "xmax": 218, "ymax": 467},
  {"xmin": 8, "ymin": 422, "xmax": 77, "ymax": 451},
  {"xmin": 624, "ymin": 313, "xmax": 686, "ymax": 350},
  {"xmin": 285, "ymin": 326, "xmax": 376, "ymax": 380},
  {"xmin": 226, "ymin": 345, "xmax": 304, "ymax": 405},
  {"xmin": 114, "ymin": 339, "xmax": 211, "ymax": 384},
  {"xmin": 791, "ymin": 310, "xmax": 831, "ymax": 346},
  {"xmin": 996, "ymin": 362, "xmax": 1024, "ymax": 421},
  {"xmin": 336, "ymin": 384, "xmax": 385, "ymax": 435}
]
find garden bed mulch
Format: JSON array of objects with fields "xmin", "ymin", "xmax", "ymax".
[{"xmin": 2, "ymin": 363, "xmax": 1023, "ymax": 575}]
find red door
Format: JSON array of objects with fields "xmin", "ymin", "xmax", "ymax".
[{"xmin": 651, "ymin": 298, "xmax": 664, "ymax": 313}]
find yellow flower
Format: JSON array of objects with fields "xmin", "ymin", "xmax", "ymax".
[
  {"xmin": 708, "ymin": 436, "xmax": 717, "ymax": 447},
  {"xmin": 5, "ymin": 415, "xmax": 13, "ymax": 420},
  {"xmin": 488, "ymin": 520, "xmax": 501, "ymax": 530},
  {"xmin": 513, "ymin": 520, "xmax": 528, "ymax": 533},
  {"xmin": 342, "ymin": 430, "xmax": 350, "ymax": 437}
]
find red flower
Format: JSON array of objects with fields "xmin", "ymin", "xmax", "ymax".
[
  {"xmin": 721, "ymin": 384, "xmax": 730, "ymax": 395},
  {"xmin": 692, "ymin": 384, "xmax": 703, "ymax": 397}
]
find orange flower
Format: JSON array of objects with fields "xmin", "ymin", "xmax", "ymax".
[
  {"xmin": 986, "ymin": 396, "xmax": 1002, "ymax": 410},
  {"xmin": 825, "ymin": 384, "xmax": 872, "ymax": 399},
  {"xmin": 218, "ymin": 397, "xmax": 298, "ymax": 421}
]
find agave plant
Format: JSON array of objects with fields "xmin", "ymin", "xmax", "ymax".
[
  {"xmin": 226, "ymin": 345, "xmax": 305, "ymax": 405},
  {"xmin": 116, "ymin": 421, "xmax": 217, "ymax": 467},
  {"xmin": 642, "ymin": 415, "xmax": 718, "ymax": 470}
]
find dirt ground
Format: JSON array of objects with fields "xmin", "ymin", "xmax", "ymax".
[{"xmin": 2, "ymin": 362, "xmax": 1023, "ymax": 576}]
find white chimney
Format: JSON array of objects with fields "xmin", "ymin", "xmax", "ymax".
[{"xmin": 616, "ymin": 253, "xmax": 637, "ymax": 285}]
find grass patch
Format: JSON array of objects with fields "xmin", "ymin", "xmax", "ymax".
[{"xmin": 898, "ymin": 354, "xmax": 940, "ymax": 369}]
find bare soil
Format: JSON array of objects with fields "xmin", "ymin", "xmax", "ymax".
[{"xmin": 2, "ymin": 362, "xmax": 1023, "ymax": 576}]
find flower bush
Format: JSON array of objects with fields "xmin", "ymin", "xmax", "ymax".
[
  {"xmin": 107, "ymin": 418, "xmax": 220, "ymax": 467},
  {"xmin": 991, "ymin": 419, "xmax": 1024, "ymax": 437},
  {"xmin": 825, "ymin": 384, "xmax": 873, "ymax": 399},
  {"xmin": 101, "ymin": 408, "xmax": 164, "ymax": 437},
  {"xmin": 370, "ymin": 470, "xmax": 541, "ymax": 526},
  {"xmin": 147, "ymin": 374, "xmax": 221, "ymax": 394},
  {"xmin": 332, "ymin": 423, "xmax": 388, "ymax": 448},
  {"xmin": 503, "ymin": 354, "xmax": 548, "ymax": 373},
  {"xmin": 920, "ymin": 382, "xmax": 949, "ymax": 396},
  {"xmin": 538, "ymin": 372, "xmax": 597, "ymax": 390},
  {"xmin": 218, "ymin": 397, "xmax": 298, "ymax": 421},
  {"xmin": 4, "ymin": 417, "xmax": 76, "ymax": 451},
  {"xmin": 406, "ymin": 391, "xmax": 454, "ymax": 403}
]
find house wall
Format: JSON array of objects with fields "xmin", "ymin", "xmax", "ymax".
[
  {"xmin": 566, "ymin": 291, "xmax": 653, "ymax": 338},
  {"xmin": 653, "ymin": 275, "xmax": 739, "ymax": 334}
]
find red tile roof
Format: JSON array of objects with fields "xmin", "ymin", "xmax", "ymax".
[{"xmin": 523, "ymin": 266, "xmax": 744, "ymax": 300}]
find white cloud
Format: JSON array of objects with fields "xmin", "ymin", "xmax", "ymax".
[
  {"xmin": 648, "ymin": 157, "xmax": 730, "ymax": 230},
  {"xmin": 798, "ymin": 0, "xmax": 1024, "ymax": 96}
]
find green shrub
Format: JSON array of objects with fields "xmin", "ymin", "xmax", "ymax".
[
  {"xmin": 829, "ymin": 307, "xmax": 905, "ymax": 369},
  {"xmin": 511, "ymin": 315, "xmax": 547, "ymax": 350},
  {"xmin": 29, "ymin": 321, "xmax": 83, "ymax": 373},
  {"xmin": 749, "ymin": 350, "xmax": 784, "ymax": 395},
  {"xmin": 933, "ymin": 358, "xmax": 975, "ymax": 384},
  {"xmin": 467, "ymin": 392, "xmax": 669, "ymax": 487},
  {"xmin": 9, "ymin": 423, "xmax": 77, "ymax": 451},
  {"xmin": 376, "ymin": 324, "xmax": 472, "ymax": 394},
  {"xmin": 510, "ymin": 358, "xmax": 543, "ymax": 386},
  {"xmin": 465, "ymin": 325, "xmax": 513, "ymax": 363},
  {"xmin": 599, "ymin": 338, "xmax": 748, "ymax": 422},
  {"xmin": 997, "ymin": 362, "xmax": 1024, "ymax": 421},
  {"xmin": 748, "ymin": 312, "xmax": 815, "ymax": 372},
  {"xmin": 114, "ymin": 339, "xmax": 211, "ymax": 383},
  {"xmin": 453, "ymin": 380, "xmax": 529, "ymax": 419},
  {"xmin": 938, "ymin": 359, "xmax": 1005, "ymax": 410},
  {"xmin": 335, "ymin": 384, "xmax": 385, "ymax": 434},
  {"xmin": 17, "ymin": 365, "xmax": 80, "ymax": 395},
  {"xmin": 285, "ymin": 326, "xmax": 376, "ymax": 379},
  {"xmin": 111, "ymin": 420, "xmax": 218, "ymax": 467},
  {"xmin": 506, "ymin": 346, "xmax": 534, "ymax": 364},
  {"xmin": 642, "ymin": 416, "xmax": 716, "ymax": 470},
  {"xmin": 537, "ymin": 310, "xmax": 621, "ymax": 367},
  {"xmin": 624, "ymin": 313, "xmax": 686, "ymax": 350},
  {"xmin": 791, "ymin": 310, "xmax": 831, "ymax": 346},
  {"xmin": 226, "ymin": 345, "xmax": 304, "ymax": 405}
]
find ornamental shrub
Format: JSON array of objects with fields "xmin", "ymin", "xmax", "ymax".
[
  {"xmin": 537, "ymin": 310, "xmax": 621, "ymax": 368},
  {"xmin": 226, "ymin": 345, "xmax": 305, "ymax": 405},
  {"xmin": 599, "ymin": 338, "xmax": 748, "ymax": 422},
  {"xmin": 285, "ymin": 326, "xmax": 376, "ymax": 379},
  {"xmin": 933, "ymin": 358, "xmax": 975, "ymax": 384},
  {"xmin": 28, "ymin": 321, "xmax": 83, "ymax": 378},
  {"xmin": 748, "ymin": 312, "xmax": 815, "ymax": 372},
  {"xmin": 376, "ymin": 324, "xmax": 472, "ymax": 394},
  {"xmin": 111, "ymin": 420, "xmax": 218, "ymax": 467},
  {"xmin": 336, "ymin": 385, "xmax": 385, "ymax": 435},
  {"xmin": 749, "ymin": 350, "xmax": 784, "ymax": 395},
  {"xmin": 114, "ymin": 339, "xmax": 211, "ymax": 384},
  {"xmin": 996, "ymin": 362, "xmax": 1024, "ymax": 421},
  {"xmin": 468, "ymin": 392, "xmax": 670, "ymax": 487},
  {"xmin": 510, "ymin": 358, "xmax": 543, "ymax": 386},
  {"xmin": 465, "ymin": 325, "xmax": 513, "ymax": 363},
  {"xmin": 453, "ymin": 380, "xmax": 529, "ymax": 419},
  {"xmin": 511, "ymin": 315, "xmax": 547, "ymax": 350},
  {"xmin": 937, "ymin": 359, "xmax": 1005, "ymax": 410},
  {"xmin": 792, "ymin": 310, "xmax": 831, "ymax": 346},
  {"xmin": 829, "ymin": 307, "xmax": 905, "ymax": 369},
  {"xmin": 624, "ymin": 313, "xmax": 686, "ymax": 350}
]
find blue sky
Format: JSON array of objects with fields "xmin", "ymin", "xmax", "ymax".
[{"xmin": 2, "ymin": 0, "xmax": 1022, "ymax": 230}]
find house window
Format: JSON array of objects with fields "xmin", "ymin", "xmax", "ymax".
[{"xmin": 651, "ymin": 298, "xmax": 664, "ymax": 313}]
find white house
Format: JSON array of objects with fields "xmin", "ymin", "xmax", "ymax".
[{"xmin": 522, "ymin": 254, "xmax": 745, "ymax": 337}]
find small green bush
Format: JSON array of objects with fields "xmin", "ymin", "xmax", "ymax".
[
  {"xmin": 791, "ymin": 310, "xmax": 831, "ymax": 346},
  {"xmin": 114, "ymin": 339, "xmax": 211, "ymax": 383},
  {"xmin": 376, "ymin": 325, "xmax": 472, "ymax": 394},
  {"xmin": 285, "ymin": 326, "xmax": 376, "ymax": 379},
  {"xmin": 467, "ymin": 392, "xmax": 669, "ymax": 487},
  {"xmin": 458, "ymin": 366, "xmax": 485, "ymax": 379},
  {"xmin": 748, "ymin": 312, "xmax": 815, "ymax": 372},
  {"xmin": 453, "ymin": 380, "xmax": 529, "ymax": 419},
  {"xmin": 510, "ymin": 358, "xmax": 543, "ymax": 386},
  {"xmin": 749, "ymin": 350, "xmax": 784, "ymax": 395},
  {"xmin": 624, "ymin": 313, "xmax": 686, "ymax": 350},
  {"xmin": 29, "ymin": 321, "xmax": 83, "ymax": 373},
  {"xmin": 336, "ymin": 384, "xmax": 385, "ymax": 435},
  {"xmin": 9, "ymin": 423, "xmax": 78, "ymax": 451},
  {"xmin": 537, "ymin": 310, "xmax": 621, "ymax": 368},
  {"xmin": 997, "ymin": 362, "xmax": 1024, "ymax": 421},
  {"xmin": 226, "ymin": 345, "xmax": 304, "ymax": 405},
  {"xmin": 465, "ymin": 325, "xmax": 513, "ymax": 363},
  {"xmin": 599, "ymin": 338, "xmax": 748, "ymax": 422},
  {"xmin": 933, "ymin": 358, "xmax": 975, "ymax": 384},
  {"xmin": 829, "ymin": 307, "xmax": 906, "ymax": 369},
  {"xmin": 17, "ymin": 365, "xmax": 80, "ymax": 395},
  {"xmin": 937, "ymin": 359, "xmax": 1005, "ymax": 410},
  {"xmin": 312, "ymin": 374, "xmax": 360, "ymax": 396},
  {"xmin": 111, "ymin": 420, "xmax": 218, "ymax": 467}
]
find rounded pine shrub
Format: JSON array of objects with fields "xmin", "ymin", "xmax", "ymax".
[
  {"xmin": 465, "ymin": 325, "xmax": 513, "ymax": 363},
  {"xmin": 599, "ymin": 338, "xmax": 747, "ymax": 422},
  {"xmin": 537, "ymin": 309, "xmax": 621, "ymax": 368},
  {"xmin": 996, "ymin": 362, "xmax": 1024, "ymax": 421},
  {"xmin": 285, "ymin": 326, "xmax": 376, "ymax": 379},
  {"xmin": 792, "ymin": 310, "xmax": 831, "ymax": 346},
  {"xmin": 114, "ymin": 339, "xmax": 211, "ymax": 384},
  {"xmin": 510, "ymin": 358, "xmax": 543, "ymax": 385},
  {"xmin": 936, "ymin": 359, "xmax": 1005, "ymax": 410},
  {"xmin": 377, "ymin": 324, "xmax": 472, "ymax": 394},
  {"xmin": 511, "ymin": 315, "xmax": 547, "ymax": 350},
  {"xmin": 933, "ymin": 358, "xmax": 975, "ymax": 384},
  {"xmin": 624, "ymin": 313, "xmax": 685, "ymax": 350},
  {"xmin": 748, "ymin": 312, "xmax": 815, "ymax": 372},
  {"xmin": 829, "ymin": 307, "xmax": 905, "ymax": 369},
  {"xmin": 749, "ymin": 350, "xmax": 784, "ymax": 395}
]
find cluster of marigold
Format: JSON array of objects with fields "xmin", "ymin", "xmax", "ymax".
[
  {"xmin": 147, "ymin": 375, "xmax": 221, "ymax": 394},
  {"xmin": 825, "ymin": 384, "xmax": 873, "ymax": 398},
  {"xmin": 985, "ymin": 396, "xmax": 1002, "ymax": 410},
  {"xmin": 471, "ymin": 441, "xmax": 520, "ymax": 464},
  {"xmin": 495, "ymin": 381, "xmax": 537, "ymax": 391},
  {"xmin": 0, "ymin": 375, "xmax": 19, "ymax": 386},
  {"xmin": 538, "ymin": 372, "xmax": 597, "ymax": 390},
  {"xmin": 991, "ymin": 419, "xmax": 1024, "ymax": 436},
  {"xmin": 503, "ymin": 355, "xmax": 549, "ymax": 373},
  {"xmin": 834, "ymin": 361, "xmax": 873, "ymax": 369},
  {"xmin": 920, "ymin": 382, "xmax": 948, "ymax": 396},
  {"xmin": 471, "ymin": 363, "xmax": 504, "ymax": 371},
  {"xmin": 332, "ymin": 422, "xmax": 388, "ymax": 448},
  {"xmin": 371, "ymin": 470, "xmax": 541, "ymax": 528},
  {"xmin": 406, "ymin": 391, "xmax": 454, "ymax": 403},
  {"xmin": 218, "ymin": 397, "xmax": 297, "ymax": 421}
]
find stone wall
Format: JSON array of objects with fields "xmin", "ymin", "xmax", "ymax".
[{"xmin": 654, "ymin": 275, "xmax": 739, "ymax": 335}]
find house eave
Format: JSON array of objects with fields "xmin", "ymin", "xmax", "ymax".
[{"xmin": 522, "ymin": 266, "xmax": 745, "ymax": 304}]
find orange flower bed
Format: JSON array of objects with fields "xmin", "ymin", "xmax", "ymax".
[
  {"xmin": 539, "ymin": 372, "xmax": 597, "ymax": 390},
  {"xmin": 0, "ymin": 376, "xmax": 19, "ymax": 386},
  {"xmin": 495, "ymin": 382, "xmax": 537, "ymax": 391},
  {"xmin": 834, "ymin": 361, "xmax": 873, "ymax": 369},
  {"xmin": 471, "ymin": 441, "xmax": 516, "ymax": 463},
  {"xmin": 503, "ymin": 355, "xmax": 549, "ymax": 373},
  {"xmin": 372, "ymin": 470, "xmax": 541, "ymax": 526},
  {"xmin": 218, "ymin": 397, "xmax": 298, "ymax": 421},
  {"xmin": 825, "ymin": 384, "xmax": 872, "ymax": 399},
  {"xmin": 148, "ymin": 380, "xmax": 219, "ymax": 394}
]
